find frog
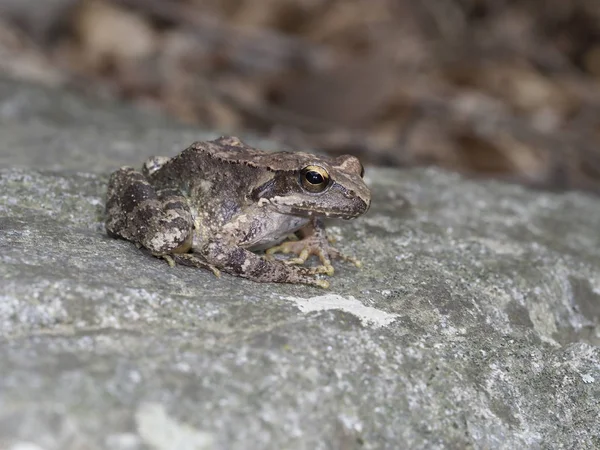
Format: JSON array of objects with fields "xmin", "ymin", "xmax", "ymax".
[{"xmin": 105, "ymin": 136, "xmax": 371, "ymax": 288}]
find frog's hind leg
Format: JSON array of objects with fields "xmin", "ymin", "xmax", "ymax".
[
  {"xmin": 201, "ymin": 241, "xmax": 330, "ymax": 288},
  {"xmin": 105, "ymin": 167, "xmax": 193, "ymax": 255}
]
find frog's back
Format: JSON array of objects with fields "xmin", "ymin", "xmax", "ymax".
[
  {"xmin": 147, "ymin": 139, "xmax": 273, "ymax": 227},
  {"xmin": 187, "ymin": 136, "xmax": 325, "ymax": 172}
]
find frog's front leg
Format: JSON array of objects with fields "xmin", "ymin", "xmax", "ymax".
[
  {"xmin": 105, "ymin": 167, "xmax": 193, "ymax": 255},
  {"xmin": 266, "ymin": 217, "xmax": 362, "ymax": 275},
  {"xmin": 198, "ymin": 240, "xmax": 330, "ymax": 288}
]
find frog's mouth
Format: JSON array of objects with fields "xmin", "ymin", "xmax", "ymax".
[
  {"xmin": 303, "ymin": 208, "xmax": 362, "ymax": 220},
  {"xmin": 267, "ymin": 197, "xmax": 369, "ymax": 220}
]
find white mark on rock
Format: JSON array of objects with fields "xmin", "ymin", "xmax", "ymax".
[
  {"xmin": 9, "ymin": 443, "xmax": 45, "ymax": 450},
  {"xmin": 105, "ymin": 433, "xmax": 142, "ymax": 449},
  {"xmin": 283, "ymin": 294, "xmax": 398, "ymax": 328},
  {"xmin": 581, "ymin": 373, "xmax": 595, "ymax": 384},
  {"xmin": 135, "ymin": 402, "xmax": 214, "ymax": 450}
]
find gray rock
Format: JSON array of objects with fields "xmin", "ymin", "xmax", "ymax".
[{"xmin": 1, "ymin": 75, "xmax": 599, "ymax": 450}]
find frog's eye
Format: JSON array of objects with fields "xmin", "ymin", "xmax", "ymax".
[{"xmin": 300, "ymin": 165, "xmax": 330, "ymax": 193}]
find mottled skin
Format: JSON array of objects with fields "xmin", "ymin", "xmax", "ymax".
[{"xmin": 105, "ymin": 136, "xmax": 371, "ymax": 287}]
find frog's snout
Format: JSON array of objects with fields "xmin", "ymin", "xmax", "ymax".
[
  {"xmin": 363, "ymin": 196, "xmax": 371, "ymax": 213},
  {"xmin": 339, "ymin": 195, "xmax": 369, "ymax": 220},
  {"xmin": 345, "ymin": 189, "xmax": 370, "ymax": 214}
]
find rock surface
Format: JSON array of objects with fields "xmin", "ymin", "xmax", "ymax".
[{"xmin": 1, "ymin": 76, "xmax": 600, "ymax": 450}]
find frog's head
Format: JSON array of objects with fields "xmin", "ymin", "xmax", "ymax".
[{"xmin": 252, "ymin": 154, "xmax": 371, "ymax": 220}]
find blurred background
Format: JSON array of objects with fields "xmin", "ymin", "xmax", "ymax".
[{"xmin": 1, "ymin": 0, "xmax": 600, "ymax": 194}]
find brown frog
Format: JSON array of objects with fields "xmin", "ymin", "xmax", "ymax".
[{"xmin": 105, "ymin": 136, "xmax": 371, "ymax": 288}]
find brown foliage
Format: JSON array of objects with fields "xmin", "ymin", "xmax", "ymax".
[{"xmin": 1, "ymin": 0, "xmax": 600, "ymax": 193}]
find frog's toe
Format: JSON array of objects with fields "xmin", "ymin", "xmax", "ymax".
[
  {"xmin": 321, "ymin": 245, "xmax": 362, "ymax": 268},
  {"xmin": 322, "ymin": 264, "xmax": 335, "ymax": 276},
  {"xmin": 300, "ymin": 276, "xmax": 329, "ymax": 289},
  {"xmin": 340, "ymin": 253, "xmax": 363, "ymax": 268},
  {"xmin": 266, "ymin": 240, "xmax": 323, "ymax": 263},
  {"xmin": 207, "ymin": 265, "xmax": 221, "ymax": 277},
  {"xmin": 313, "ymin": 278, "xmax": 330, "ymax": 289},
  {"xmin": 265, "ymin": 236, "xmax": 361, "ymax": 275},
  {"xmin": 269, "ymin": 246, "xmax": 333, "ymax": 276},
  {"xmin": 283, "ymin": 256, "xmax": 307, "ymax": 266},
  {"xmin": 265, "ymin": 241, "xmax": 299, "ymax": 257},
  {"xmin": 303, "ymin": 263, "xmax": 334, "ymax": 276},
  {"xmin": 160, "ymin": 254, "xmax": 176, "ymax": 267}
]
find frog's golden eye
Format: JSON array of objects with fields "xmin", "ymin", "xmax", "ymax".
[{"xmin": 300, "ymin": 165, "xmax": 330, "ymax": 193}]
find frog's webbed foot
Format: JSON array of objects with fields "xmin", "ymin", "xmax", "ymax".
[
  {"xmin": 265, "ymin": 218, "xmax": 362, "ymax": 275},
  {"xmin": 167, "ymin": 253, "xmax": 221, "ymax": 277},
  {"xmin": 266, "ymin": 238, "xmax": 336, "ymax": 275},
  {"xmin": 323, "ymin": 239, "xmax": 363, "ymax": 269},
  {"xmin": 265, "ymin": 237, "xmax": 362, "ymax": 276}
]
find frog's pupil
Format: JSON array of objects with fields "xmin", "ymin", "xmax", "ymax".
[{"xmin": 306, "ymin": 171, "xmax": 324, "ymax": 184}]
